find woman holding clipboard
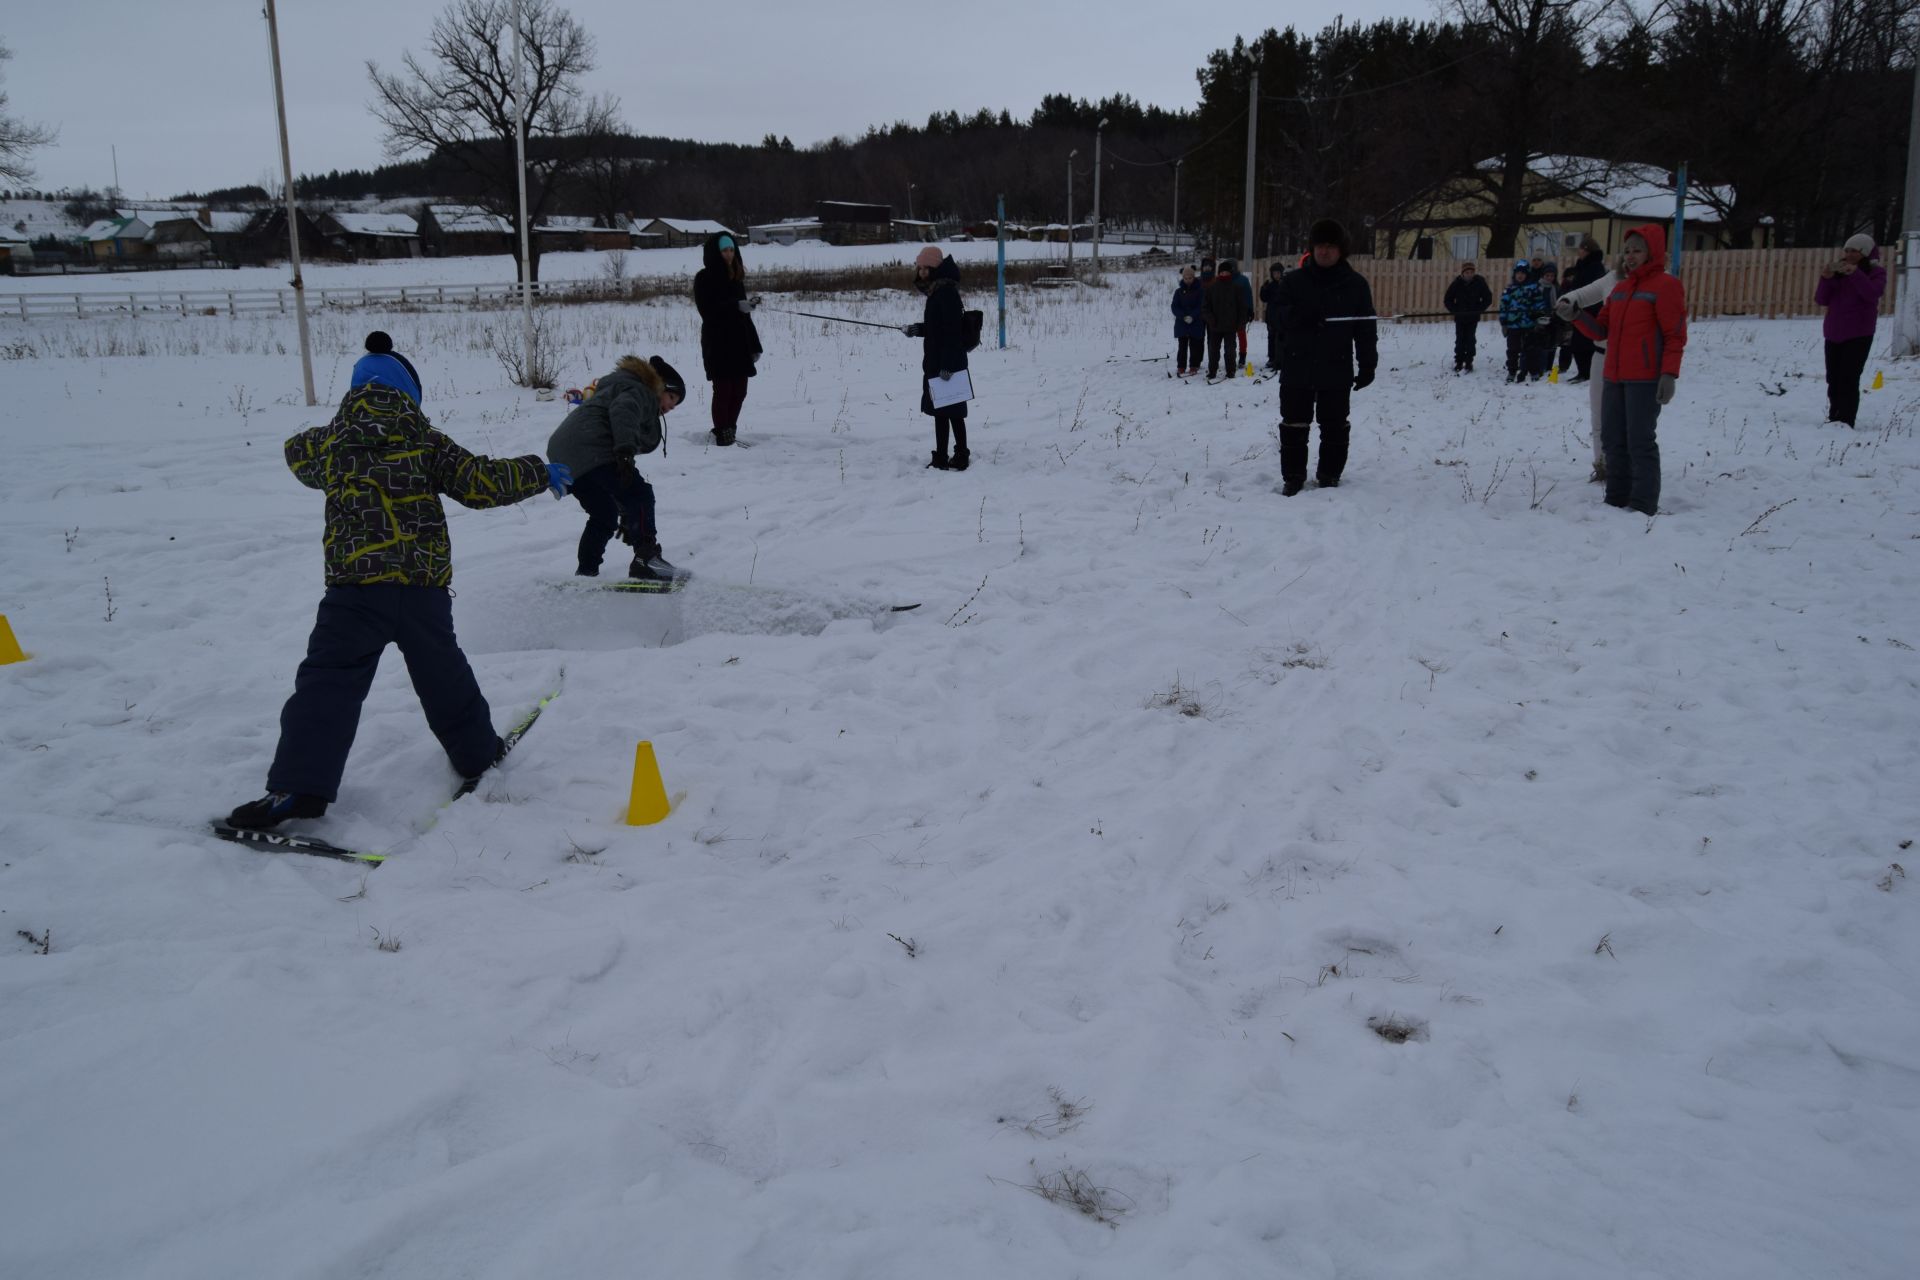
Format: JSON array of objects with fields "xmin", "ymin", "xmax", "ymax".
[{"xmin": 903, "ymin": 245, "xmax": 973, "ymax": 471}]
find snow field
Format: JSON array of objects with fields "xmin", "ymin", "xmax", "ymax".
[{"xmin": 0, "ymin": 273, "xmax": 1916, "ymax": 1278}]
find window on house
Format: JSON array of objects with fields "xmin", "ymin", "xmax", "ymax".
[{"xmin": 1450, "ymin": 233, "xmax": 1479, "ymax": 261}]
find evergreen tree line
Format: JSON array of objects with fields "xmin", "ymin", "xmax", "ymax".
[{"xmin": 164, "ymin": 0, "xmax": 1916, "ymax": 257}]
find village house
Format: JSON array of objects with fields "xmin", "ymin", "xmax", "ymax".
[
  {"xmin": 632, "ymin": 217, "xmax": 735, "ymax": 248},
  {"xmin": 747, "ymin": 216, "xmax": 824, "ymax": 246},
  {"xmin": 420, "ymin": 204, "xmax": 514, "ymax": 257},
  {"xmin": 316, "ymin": 211, "xmax": 420, "ymax": 259},
  {"xmin": 815, "ymin": 201, "xmax": 893, "ymax": 246},
  {"xmin": 533, "ymin": 215, "xmax": 631, "ymax": 253}
]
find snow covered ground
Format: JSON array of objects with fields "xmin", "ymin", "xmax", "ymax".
[
  {"xmin": 1, "ymin": 274, "xmax": 1916, "ymax": 1278},
  {"xmin": 2, "ymin": 235, "xmax": 1111, "ymax": 296}
]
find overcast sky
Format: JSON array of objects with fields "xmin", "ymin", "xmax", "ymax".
[{"xmin": 6, "ymin": 0, "xmax": 1439, "ymax": 198}]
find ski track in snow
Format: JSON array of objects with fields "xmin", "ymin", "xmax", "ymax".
[{"xmin": 1, "ymin": 275, "xmax": 1917, "ymax": 1278}]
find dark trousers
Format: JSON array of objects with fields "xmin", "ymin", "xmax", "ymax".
[
  {"xmin": 1825, "ymin": 336, "xmax": 1872, "ymax": 426},
  {"xmin": 1236, "ymin": 326, "xmax": 1248, "ymax": 362},
  {"xmin": 1206, "ymin": 331, "xmax": 1234, "ymax": 377},
  {"xmin": 710, "ymin": 377, "xmax": 749, "ymax": 433},
  {"xmin": 1568, "ymin": 332, "xmax": 1596, "ymax": 380},
  {"xmin": 1504, "ymin": 331, "xmax": 1529, "ymax": 379},
  {"xmin": 1176, "ymin": 334, "xmax": 1202, "ymax": 371},
  {"xmin": 267, "ymin": 585, "xmax": 499, "ymax": 801},
  {"xmin": 570, "ymin": 461, "xmax": 657, "ymax": 575},
  {"xmin": 935, "ymin": 411, "xmax": 968, "ymax": 455},
  {"xmin": 1599, "ymin": 379, "xmax": 1663, "ymax": 514},
  {"xmin": 1524, "ymin": 328, "xmax": 1554, "ymax": 379},
  {"xmin": 1278, "ymin": 381, "xmax": 1353, "ymax": 484},
  {"xmin": 1265, "ymin": 322, "xmax": 1282, "ymax": 369},
  {"xmin": 1452, "ymin": 315, "xmax": 1478, "ymax": 367}
]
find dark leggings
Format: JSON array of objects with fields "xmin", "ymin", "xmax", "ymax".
[
  {"xmin": 935, "ymin": 411, "xmax": 968, "ymax": 455},
  {"xmin": 1176, "ymin": 334, "xmax": 1202, "ymax": 369},
  {"xmin": 1825, "ymin": 336, "xmax": 1872, "ymax": 426},
  {"xmin": 710, "ymin": 377, "xmax": 748, "ymax": 432}
]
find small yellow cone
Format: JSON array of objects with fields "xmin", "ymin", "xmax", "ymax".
[
  {"xmin": 0, "ymin": 614, "xmax": 26, "ymax": 666},
  {"xmin": 625, "ymin": 741, "xmax": 670, "ymax": 825},
  {"xmin": 1245, "ymin": 359, "xmax": 1255, "ymax": 377},
  {"xmin": 1548, "ymin": 365, "xmax": 1559, "ymax": 384},
  {"xmin": 1871, "ymin": 370, "xmax": 1885, "ymax": 390}
]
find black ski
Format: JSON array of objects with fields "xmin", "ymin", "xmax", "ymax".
[{"xmin": 210, "ymin": 675, "xmax": 562, "ymax": 866}]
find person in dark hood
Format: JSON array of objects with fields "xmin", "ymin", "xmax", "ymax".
[
  {"xmin": 902, "ymin": 245, "xmax": 973, "ymax": 470},
  {"xmin": 1233, "ymin": 261, "xmax": 1255, "ymax": 369},
  {"xmin": 1171, "ymin": 265, "xmax": 1206, "ymax": 377},
  {"xmin": 1202, "ymin": 259, "xmax": 1250, "ymax": 379},
  {"xmin": 1569, "ymin": 223, "xmax": 1687, "ymax": 514},
  {"xmin": 1560, "ymin": 236, "xmax": 1608, "ymax": 381},
  {"xmin": 1499, "ymin": 264, "xmax": 1548, "ymax": 383},
  {"xmin": 1259, "ymin": 262, "xmax": 1286, "ymax": 371},
  {"xmin": 1271, "ymin": 219, "xmax": 1378, "ymax": 495},
  {"xmin": 1443, "ymin": 262, "xmax": 1491, "ymax": 373},
  {"xmin": 692, "ymin": 233, "xmax": 763, "ymax": 447}
]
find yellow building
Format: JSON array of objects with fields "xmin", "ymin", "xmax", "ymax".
[{"xmin": 1381, "ymin": 155, "xmax": 1771, "ymax": 263}]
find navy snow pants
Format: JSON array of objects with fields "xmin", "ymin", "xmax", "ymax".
[{"xmin": 266, "ymin": 585, "xmax": 501, "ymax": 800}]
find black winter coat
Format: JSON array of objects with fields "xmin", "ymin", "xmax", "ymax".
[
  {"xmin": 1203, "ymin": 274, "xmax": 1249, "ymax": 335},
  {"xmin": 1564, "ymin": 251, "xmax": 1608, "ymax": 294},
  {"xmin": 692, "ymin": 235, "xmax": 763, "ymax": 381},
  {"xmin": 1259, "ymin": 274, "xmax": 1285, "ymax": 322},
  {"xmin": 1274, "ymin": 258, "xmax": 1378, "ymax": 391},
  {"xmin": 1171, "ymin": 280, "xmax": 1206, "ymax": 338},
  {"xmin": 918, "ymin": 255, "xmax": 969, "ymax": 419},
  {"xmin": 1444, "ymin": 274, "xmax": 1492, "ymax": 317}
]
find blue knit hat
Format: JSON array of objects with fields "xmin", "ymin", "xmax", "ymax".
[{"xmin": 350, "ymin": 352, "xmax": 421, "ymax": 405}]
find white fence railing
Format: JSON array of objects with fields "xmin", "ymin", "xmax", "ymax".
[{"xmin": 1, "ymin": 278, "xmax": 607, "ymax": 322}]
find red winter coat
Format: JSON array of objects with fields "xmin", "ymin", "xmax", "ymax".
[{"xmin": 1572, "ymin": 222, "xmax": 1687, "ymax": 383}]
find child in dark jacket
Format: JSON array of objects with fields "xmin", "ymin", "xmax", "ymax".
[
  {"xmin": 547, "ymin": 354, "xmax": 688, "ymax": 581},
  {"xmin": 1259, "ymin": 263, "xmax": 1285, "ymax": 371},
  {"xmin": 1499, "ymin": 266, "xmax": 1548, "ymax": 383},
  {"xmin": 904, "ymin": 246, "xmax": 973, "ymax": 470},
  {"xmin": 1172, "ymin": 266, "xmax": 1206, "ymax": 376},
  {"xmin": 225, "ymin": 333, "xmax": 569, "ymax": 829}
]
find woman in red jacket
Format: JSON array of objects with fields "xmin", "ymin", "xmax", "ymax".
[{"xmin": 1570, "ymin": 223, "xmax": 1687, "ymax": 515}]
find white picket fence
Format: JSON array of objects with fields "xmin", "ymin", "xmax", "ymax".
[{"xmin": 2, "ymin": 278, "xmax": 606, "ymax": 322}]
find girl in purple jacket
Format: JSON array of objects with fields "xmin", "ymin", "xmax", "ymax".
[{"xmin": 1814, "ymin": 234, "xmax": 1887, "ymax": 428}]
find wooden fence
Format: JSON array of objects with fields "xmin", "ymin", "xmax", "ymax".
[{"xmin": 1244, "ymin": 248, "xmax": 1897, "ymax": 324}]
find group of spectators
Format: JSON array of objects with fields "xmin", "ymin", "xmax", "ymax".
[{"xmin": 1442, "ymin": 237, "xmax": 1612, "ymax": 382}]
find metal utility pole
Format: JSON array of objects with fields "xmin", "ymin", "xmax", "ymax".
[
  {"xmin": 1242, "ymin": 70, "xmax": 1259, "ymax": 265},
  {"xmin": 1092, "ymin": 118, "xmax": 1109, "ymax": 279},
  {"xmin": 511, "ymin": 0, "xmax": 535, "ymax": 384},
  {"xmin": 263, "ymin": 0, "xmax": 315, "ymax": 406},
  {"xmin": 1894, "ymin": 60, "xmax": 1920, "ymax": 357},
  {"xmin": 1067, "ymin": 150, "xmax": 1076, "ymax": 277},
  {"xmin": 1173, "ymin": 158, "xmax": 1182, "ymax": 254},
  {"xmin": 996, "ymin": 194, "xmax": 1007, "ymax": 349},
  {"xmin": 1670, "ymin": 161, "xmax": 1688, "ymax": 276}
]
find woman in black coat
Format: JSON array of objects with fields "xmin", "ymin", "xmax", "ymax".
[
  {"xmin": 904, "ymin": 246, "xmax": 972, "ymax": 470},
  {"xmin": 691, "ymin": 233, "xmax": 763, "ymax": 446}
]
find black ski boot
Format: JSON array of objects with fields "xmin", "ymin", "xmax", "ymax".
[
  {"xmin": 628, "ymin": 544, "xmax": 691, "ymax": 586},
  {"xmin": 226, "ymin": 791, "xmax": 328, "ymax": 829}
]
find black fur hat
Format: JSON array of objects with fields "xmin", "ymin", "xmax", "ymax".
[
  {"xmin": 1308, "ymin": 219, "xmax": 1350, "ymax": 257},
  {"xmin": 649, "ymin": 356, "xmax": 687, "ymax": 399}
]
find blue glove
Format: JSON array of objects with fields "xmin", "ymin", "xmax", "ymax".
[{"xmin": 545, "ymin": 461, "xmax": 573, "ymax": 499}]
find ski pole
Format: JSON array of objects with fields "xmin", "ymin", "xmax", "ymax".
[{"xmin": 758, "ymin": 304, "xmax": 910, "ymax": 332}]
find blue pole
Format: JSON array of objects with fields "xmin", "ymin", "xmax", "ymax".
[
  {"xmin": 996, "ymin": 193, "xmax": 1007, "ymax": 349},
  {"xmin": 1671, "ymin": 161, "xmax": 1688, "ymax": 276}
]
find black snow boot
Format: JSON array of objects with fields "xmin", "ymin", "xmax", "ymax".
[
  {"xmin": 628, "ymin": 545, "xmax": 690, "ymax": 585},
  {"xmin": 226, "ymin": 791, "xmax": 328, "ymax": 829},
  {"xmin": 949, "ymin": 447, "xmax": 971, "ymax": 472},
  {"xmin": 927, "ymin": 450, "xmax": 950, "ymax": 470},
  {"xmin": 1280, "ymin": 478, "xmax": 1305, "ymax": 497}
]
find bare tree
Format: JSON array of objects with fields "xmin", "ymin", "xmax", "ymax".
[
  {"xmin": 0, "ymin": 42, "xmax": 57, "ymax": 184},
  {"xmin": 366, "ymin": 0, "xmax": 618, "ymax": 280}
]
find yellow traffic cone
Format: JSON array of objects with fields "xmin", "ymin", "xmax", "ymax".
[
  {"xmin": 1871, "ymin": 370, "xmax": 1884, "ymax": 391},
  {"xmin": 1245, "ymin": 359, "xmax": 1255, "ymax": 377},
  {"xmin": 1548, "ymin": 364, "xmax": 1559, "ymax": 384},
  {"xmin": 0, "ymin": 614, "xmax": 26, "ymax": 666},
  {"xmin": 625, "ymin": 741, "xmax": 670, "ymax": 825}
]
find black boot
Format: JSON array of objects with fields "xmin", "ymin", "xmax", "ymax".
[
  {"xmin": 226, "ymin": 791, "xmax": 328, "ymax": 829},
  {"xmin": 927, "ymin": 450, "xmax": 950, "ymax": 470},
  {"xmin": 949, "ymin": 447, "xmax": 970, "ymax": 472},
  {"xmin": 1280, "ymin": 477, "xmax": 1305, "ymax": 497},
  {"xmin": 628, "ymin": 544, "xmax": 690, "ymax": 586}
]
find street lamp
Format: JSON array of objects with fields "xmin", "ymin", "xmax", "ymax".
[
  {"xmin": 1067, "ymin": 149, "xmax": 1077, "ymax": 276},
  {"xmin": 1092, "ymin": 117, "xmax": 1109, "ymax": 279}
]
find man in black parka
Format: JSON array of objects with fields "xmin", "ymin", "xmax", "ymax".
[
  {"xmin": 1273, "ymin": 219, "xmax": 1378, "ymax": 495},
  {"xmin": 1443, "ymin": 262, "xmax": 1491, "ymax": 373}
]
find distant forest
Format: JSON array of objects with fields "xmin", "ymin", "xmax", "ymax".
[{"xmin": 162, "ymin": 1, "xmax": 1918, "ymax": 256}]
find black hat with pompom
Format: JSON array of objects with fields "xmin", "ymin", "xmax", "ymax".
[{"xmin": 365, "ymin": 331, "xmax": 422, "ymax": 400}]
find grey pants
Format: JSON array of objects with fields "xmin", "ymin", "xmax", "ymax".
[{"xmin": 1599, "ymin": 379, "xmax": 1661, "ymax": 514}]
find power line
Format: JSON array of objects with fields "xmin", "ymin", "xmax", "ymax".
[
  {"xmin": 1260, "ymin": 46, "xmax": 1490, "ymax": 104},
  {"xmin": 1100, "ymin": 106, "xmax": 1249, "ymax": 168}
]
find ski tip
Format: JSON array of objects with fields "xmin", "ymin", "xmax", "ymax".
[{"xmin": 890, "ymin": 603, "xmax": 922, "ymax": 612}]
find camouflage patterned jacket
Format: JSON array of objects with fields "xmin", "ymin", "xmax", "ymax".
[{"xmin": 286, "ymin": 383, "xmax": 547, "ymax": 587}]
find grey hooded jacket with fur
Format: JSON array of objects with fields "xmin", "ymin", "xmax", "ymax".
[{"xmin": 546, "ymin": 356, "xmax": 666, "ymax": 477}]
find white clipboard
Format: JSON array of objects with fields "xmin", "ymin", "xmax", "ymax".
[{"xmin": 927, "ymin": 369, "xmax": 974, "ymax": 410}]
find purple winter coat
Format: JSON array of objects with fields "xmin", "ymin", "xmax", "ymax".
[{"xmin": 1814, "ymin": 251, "xmax": 1886, "ymax": 343}]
